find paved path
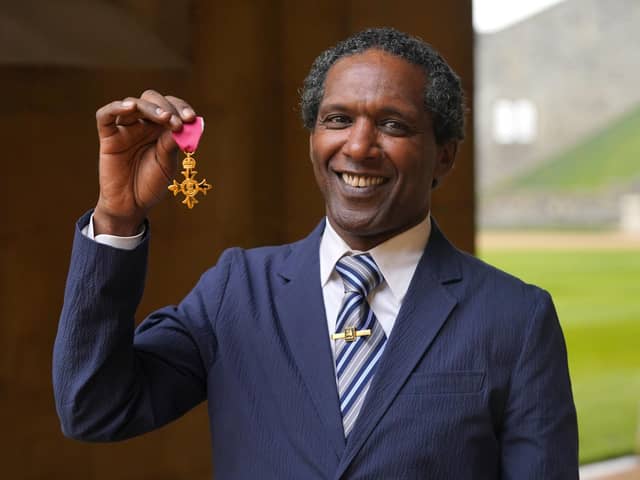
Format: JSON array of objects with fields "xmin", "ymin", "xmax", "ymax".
[
  {"xmin": 580, "ymin": 456, "xmax": 640, "ymax": 479},
  {"xmin": 478, "ymin": 231, "xmax": 640, "ymax": 250}
]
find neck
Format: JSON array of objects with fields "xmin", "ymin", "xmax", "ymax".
[{"xmin": 328, "ymin": 215, "xmax": 430, "ymax": 251}]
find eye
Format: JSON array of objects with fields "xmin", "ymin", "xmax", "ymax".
[
  {"xmin": 379, "ymin": 119, "xmax": 410, "ymax": 136},
  {"xmin": 320, "ymin": 114, "xmax": 352, "ymax": 129}
]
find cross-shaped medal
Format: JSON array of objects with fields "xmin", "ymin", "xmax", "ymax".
[{"xmin": 168, "ymin": 151, "xmax": 212, "ymax": 209}]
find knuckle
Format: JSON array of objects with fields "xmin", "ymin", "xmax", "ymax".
[
  {"xmin": 96, "ymin": 101, "xmax": 117, "ymax": 118},
  {"xmin": 141, "ymin": 89, "xmax": 160, "ymax": 98},
  {"xmin": 166, "ymin": 95, "xmax": 184, "ymax": 105}
]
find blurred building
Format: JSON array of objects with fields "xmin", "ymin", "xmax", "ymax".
[{"xmin": 476, "ymin": 0, "xmax": 640, "ymax": 228}]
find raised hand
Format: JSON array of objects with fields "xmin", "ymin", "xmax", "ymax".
[{"xmin": 93, "ymin": 90, "xmax": 197, "ymax": 236}]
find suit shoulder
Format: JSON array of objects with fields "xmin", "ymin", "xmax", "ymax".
[
  {"xmin": 454, "ymin": 247, "xmax": 552, "ymax": 307},
  {"xmin": 204, "ymin": 237, "xmax": 306, "ymax": 280},
  {"xmin": 226, "ymin": 239, "xmax": 299, "ymax": 267}
]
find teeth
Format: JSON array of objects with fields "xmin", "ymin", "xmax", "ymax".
[{"xmin": 341, "ymin": 173, "xmax": 385, "ymax": 188}]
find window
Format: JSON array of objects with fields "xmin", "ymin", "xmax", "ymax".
[{"xmin": 492, "ymin": 99, "xmax": 537, "ymax": 144}]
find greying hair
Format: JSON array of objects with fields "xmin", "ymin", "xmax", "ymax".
[{"xmin": 300, "ymin": 27, "xmax": 465, "ymax": 145}]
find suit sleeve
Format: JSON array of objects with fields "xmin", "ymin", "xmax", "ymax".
[
  {"xmin": 500, "ymin": 289, "xmax": 579, "ymax": 479},
  {"xmin": 53, "ymin": 213, "xmax": 232, "ymax": 441}
]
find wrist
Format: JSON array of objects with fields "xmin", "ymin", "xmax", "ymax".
[{"xmin": 93, "ymin": 206, "xmax": 145, "ymax": 237}]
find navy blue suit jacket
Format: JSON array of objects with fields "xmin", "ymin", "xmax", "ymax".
[{"xmin": 54, "ymin": 212, "xmax": 578, "ymax": 479}]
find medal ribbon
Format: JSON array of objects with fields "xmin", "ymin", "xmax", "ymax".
[{"xmin": 172, "ymin": 116, "xmax": 205, "ymax": 153}]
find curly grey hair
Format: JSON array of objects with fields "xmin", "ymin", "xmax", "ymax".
[{"xmin": 300, "ymin": 27, "xmax": 465, "ymax": 145}]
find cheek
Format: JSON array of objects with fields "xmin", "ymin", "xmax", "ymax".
[
  {"xmin": 389, "ymin": 149, "xmax": 434, "ymax": 199},
  {"xmin": 310, "ymin": 131, "xmax": 345, "ymax": 163},
  {"xmin": 389, "ymin": 144, "xmax": 432, "ymax": 178},
  {"xmin": 310, "ymin": 138, "xmax": 325, "ymax": 170},
  {"xmin": 309, "ymin": 144, "xmax": 330, "ymax": 192},
  {"xmin": 309, "ymin": 138, "xmax": 322, "ymax": 172}
]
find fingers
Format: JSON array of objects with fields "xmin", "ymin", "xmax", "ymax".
[
  {"xmin": 96, "ymin": 98, "xmax": 171, "ymax": 138},
  {"xmin": 96, "ymin": 91, "xmax": 199, "ymax": 138},
  {"xmin": 165, "ymin": 95, "xmax": 197, "ymax": 123},
  {"xmin": 96, "ymin": 100, "xmax": 138, "ymax": 137},
  {"xmin": 140, "ymin": 90, "xmax": 197, "ymax": 128}
]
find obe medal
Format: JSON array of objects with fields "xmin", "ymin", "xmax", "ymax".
[{"xmin": 168, "ymin": 116, "xmax": 212, "ymax": 209}]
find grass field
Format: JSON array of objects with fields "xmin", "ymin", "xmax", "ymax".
[{"xmin": 479, "ymin": 244, "xmax": 640, "ymax": 464}]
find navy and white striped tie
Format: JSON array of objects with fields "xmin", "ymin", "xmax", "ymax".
[{"xmin": 334, "ymin": 253, "xmax": 387, "ymax": 437}]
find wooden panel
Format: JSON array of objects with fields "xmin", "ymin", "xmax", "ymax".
[{"xmin": 0, "ymin": 1, "xmax": 473, "ymax": 478}]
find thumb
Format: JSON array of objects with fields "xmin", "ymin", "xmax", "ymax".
[{"xmin": 157, "ymin": 129, "xmax": 181, "ymax": 174}]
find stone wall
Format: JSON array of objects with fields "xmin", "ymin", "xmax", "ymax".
[{"xmin": 476, "ymin": 0, "xmax": 640, "ymax": 191}]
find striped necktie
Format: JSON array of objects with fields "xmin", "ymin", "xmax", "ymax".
[{"xmin": 334, "ymin": 253, "xmax": 387, "ymax": 437}]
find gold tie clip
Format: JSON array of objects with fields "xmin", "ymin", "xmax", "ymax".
[{"xmin": 331, "ymin": 327, "xmax": 371, "ymax": 343}]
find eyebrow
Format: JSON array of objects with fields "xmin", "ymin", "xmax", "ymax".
[
  {"xmin": 317, "ymin": 102, "xmax": 349, "ymax": 113},
  {"xmin": 378, "ymin": 106, "xmax": 420, "ymax": 118}
]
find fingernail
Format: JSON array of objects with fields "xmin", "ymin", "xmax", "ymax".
[
  {"xmin": 182, "ymin": 108, "xmax": 194, "ymax": 117},
  {"xmin": 156, "ymin": 107, "xmax": 166, "ymax": 115},
  {"xmin": 122, "ymin": 100, "xmax": 134, "ymax": 107}
]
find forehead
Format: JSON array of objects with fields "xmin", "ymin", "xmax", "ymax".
[{"xmin": 320, "ymin": 49, "xmax": 426, "ymax": 115}]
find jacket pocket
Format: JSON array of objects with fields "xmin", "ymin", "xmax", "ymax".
[{"xmin": 400, "ymin": 371, "xmax": 485, "ymax": 395}]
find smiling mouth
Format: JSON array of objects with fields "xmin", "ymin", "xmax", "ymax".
[{"xmin": 340, "ymin": 172, "xmax": 387, "ymax": 188}]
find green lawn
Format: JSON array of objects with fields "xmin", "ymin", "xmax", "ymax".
[
  {"xmin": 478, "ymin": 247, "xmax": 640, "ymax": 464},
  {"xmin": 510, "ymin": 105, "xmax": 640, "ymax": 192}
]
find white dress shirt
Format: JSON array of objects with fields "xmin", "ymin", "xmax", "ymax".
[
  {"xmin": 320, "ymin": 216, "xmax": 431, "ymax": 359},
  {"xmin": 82, "ymin": 214, "xmax": 145, "ymax": 249},
  {"xmin": 83, "ymin": 213, "xmax": 431, "ymax": 359}
]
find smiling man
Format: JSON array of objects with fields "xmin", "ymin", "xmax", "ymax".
[
  {"xmin": 308, "ymin": 48, "xmax": 457, "ymax": 250},
  {"xmin": 54, "ymin": 28, "xmax": 578, "ymax": 479}
]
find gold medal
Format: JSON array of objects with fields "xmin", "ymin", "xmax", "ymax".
[
  {"xmin": 168, "ymin": 151, "xmax": 212, "ymax": 209},
  {"xmin": 168, "ymin": 116, "xmax": 210, "ymax": 209}
]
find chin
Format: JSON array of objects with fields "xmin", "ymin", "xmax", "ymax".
[{"xmin": 327, "ymin": 207, "xmax": 389, "ymax": 241}]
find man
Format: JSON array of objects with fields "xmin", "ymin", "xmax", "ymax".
[{"xmin": 54, "ymin": 28, "xmax": 578, "ymax": 479}]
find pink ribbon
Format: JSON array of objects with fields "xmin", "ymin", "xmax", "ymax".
[{"xmin": 172, "ymin": 116, "xmax": 205, "ymax": 153}]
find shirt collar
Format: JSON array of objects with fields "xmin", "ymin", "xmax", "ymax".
[{"xmin": 319, "ymin": 215, "xmax": 431, "ymax": 302}]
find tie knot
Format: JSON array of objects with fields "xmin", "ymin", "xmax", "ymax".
[{"xmin": 335, "ymin": 253, "xmax": 383, "ymax": 296}]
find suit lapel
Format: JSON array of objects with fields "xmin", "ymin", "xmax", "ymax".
[
  {"xmin": 335, "ymin": 222, "xmax": 462, "ymax": 477},
  {"xmin": 274, "ymin": 220, "xmax": 346, "ymax": 458}
]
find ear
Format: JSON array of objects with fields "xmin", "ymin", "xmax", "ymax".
[{"xmin": 432, "ymin": 141, "xmax": 458, "ymax": 188}]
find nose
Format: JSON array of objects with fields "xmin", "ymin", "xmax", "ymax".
[{"xmin": 342, "ymin": 118, "xmax": 379, "ymax": 161}]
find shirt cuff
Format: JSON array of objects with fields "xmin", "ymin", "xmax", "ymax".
[{"xmin": 80, "ymin": 213, "xmax": 145, "ymax": 250}]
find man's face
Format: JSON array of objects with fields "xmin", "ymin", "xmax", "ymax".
[{"xmin": 310, "ymin": 49, "xmax": 456, "ymax": 250}]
